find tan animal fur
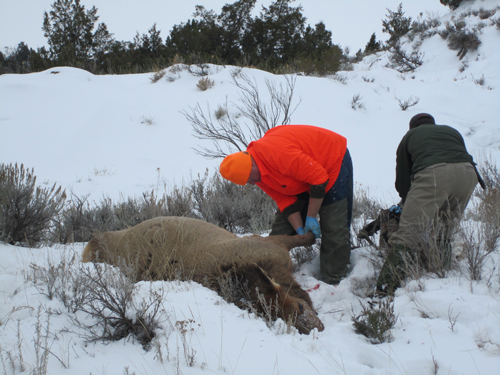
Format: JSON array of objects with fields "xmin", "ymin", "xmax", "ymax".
[{"xmin": 82, "ymin": 216, "xmax": 324, "ymax": 334}]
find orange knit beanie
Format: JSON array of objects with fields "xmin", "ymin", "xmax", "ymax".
[{"xmin": 219, "ymin": 151, "xmax": 252, "ymax": 185}]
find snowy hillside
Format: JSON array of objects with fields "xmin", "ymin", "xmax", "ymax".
[{"xmin": 1, "ymin": 1, "xmax": 500, "ymax": 375}]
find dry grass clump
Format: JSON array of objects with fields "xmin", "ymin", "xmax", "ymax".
[
  {"xmin": 150, "ymin": 69, "xmax": 166, "ymax": 83},
  {"xmin": 196, "ymin": 77, "xmax": 215, "ymax": 91}
]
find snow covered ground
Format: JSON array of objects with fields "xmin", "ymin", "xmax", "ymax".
[{"xmin": 1, "ymin": 1, "xmax": 500, "ymax": 374}]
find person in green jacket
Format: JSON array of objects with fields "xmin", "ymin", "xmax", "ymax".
[{"xmin": 377, "ymin": 113, "xmax": 480, "ymax": 294}]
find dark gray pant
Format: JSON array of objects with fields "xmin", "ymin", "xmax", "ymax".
[{"xmin": 270, "ymin": 149, "xmax": 353, "ymax": 284}]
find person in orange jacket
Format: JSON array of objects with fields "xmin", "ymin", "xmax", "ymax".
[{"xmin": 220, "ymin": 125, "xmax": 353, "ymax": 285}]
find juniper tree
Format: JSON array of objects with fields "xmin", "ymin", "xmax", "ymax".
[
  {"xmin": 242, "ymin": 0, "xmax": 307, "ymax": 70},
  {"xmin": 42, "ymin": 0, "xmax": 113, "ymax": 65},
  {"xmin": 364, "ymin": 33, "xmax": 382, "ymax": 55},
  {"xmin": 298, "ymin": 22, "xmax": 343, "ymax": 75},
  {"xmin": 165, "ymin": 0, "xmax": 340, "ymax": 73},
  {"xmin": 0, "ymin": 42, "xmax": 32, "ymax": 73},
  {"xmin": 133, "ymin": 23, "xmax": 165, "ymax": 58},
  {"xmin": 382, "ymin": 3, "xmax": 412, "ymax": 47},
  {"xmin": 166, "ymin": 6, "xmax": 224, "ymax": 63},
  {"xmin": 440, "ymin": 0, "xmax": 465, "ymax": 10},
  {"xmin": 217, "ymin": 0, "xmax": 257, "ymax": 63}
]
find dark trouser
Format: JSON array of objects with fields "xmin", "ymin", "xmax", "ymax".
[
  {"xmin": 270, "ymin": 149, "xmax": 353, "ymax": 284},
  {"xmin": 377, "ymin": 162, "xmax": 478, "ymax": 291}
]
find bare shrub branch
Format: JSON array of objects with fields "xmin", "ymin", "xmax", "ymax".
[
  {"xmin": 175, "ymin": 319, "xmax": 197, "ymax": 367},
  {"xmin": 352, "ymin": 185, "xmax": 383, "ymax": 250},
  {"xmin": 473, "ymin": 158, "xmax": 500, "ymax": 227},
  {"xmin": 72, "ymin": 264, "xmax": 167, "ymax": 349},
  {"xmin": 233, "ymin": 73, "xmax": 300, "ymax": 138},
  {"xmin": 32, "ymin": 306, "xmax": 52, "ymax": 375},
  {"xmin": 399, "ymin": 213, "xmax": 460, "ymax": 281},
  {"xmin": 184, "ymin": 100, "xmax": 251, "ymax": 159},
  {"xmin": 460, "ymin": 221, "xmax": 499, "ymax": 282},
  {"xmin": 447, "ymin": 305, "xmax": 459, "ymax": 332},
  {"xmin": 396, "ymin": 95, "xmax": 420, "ymax": 111},
  {"xmin": 187, "ymin": 63, "xmax": 212, "ymax": 77},
  {"xmin": 184, "ymin": 72, "xmax": 301, "ymax": 159},
  {"xmin": 351, "ymin": 94, "xmax": 365, "ymax": 110}
]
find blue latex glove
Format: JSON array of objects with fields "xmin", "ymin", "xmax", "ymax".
[
  {"xmin": 389, "ymin": 205, "xmax": 402, "ymax": 214},
  {"xmin": 296, "ymin": 226, "xmax": 305, "ymax": 235},
  {"xmin": 304, "ymin": 216, "xmax": 321, "ymax": 239}
]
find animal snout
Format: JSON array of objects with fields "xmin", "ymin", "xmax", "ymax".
[{"xmin": 297, "ymin": 309, "xmax": 325, "ymax": 334}]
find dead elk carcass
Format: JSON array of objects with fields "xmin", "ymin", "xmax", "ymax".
[{"xmin": 82, "ymin": 216, "xmax": 324, "ymax": 334}]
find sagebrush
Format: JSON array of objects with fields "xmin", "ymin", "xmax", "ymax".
[
  {"xmin": 439, "ymin": 20, "xmax": 482, "ymax": 60},
  {"xmin": 0, "ymin": 163, "xmax": 66, "ymax": 246},
  {"xmin": 352, "ymin": 298, "xmax": 398, "ymax": 344}
]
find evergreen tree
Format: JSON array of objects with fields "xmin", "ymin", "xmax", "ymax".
[
  {"xmin": 164, "ymin": 0, "xmax": 340, "ymax": 73},
  {"xmin": 364, "ymin": 33, "xmax": 381, "ymax": 55},
  {"xmin": 165, "ymin": 6, "xmax": 224, "ymax": 63},
  {"xmin": 29, "ymin": 47, "xmax": 53, "ymax": 72},
  {"xmin": 382, "ymin": 3, "xmax": 412, "ymax": 47},
  {"xmin": 23, "ymin": 0, "xmax": 343, "ymax": 75},
  {"xmin": 0, "ymin": 42, "xmax": 32, "ymax": 73},
  {"xmin": 440, "ymin": 0, "xmax": 464, "ymax": 10},
  {"xmin": 42, "ymin": 0, "xmax": 114, "ymax": 65},
  {"xmin": 242, "ymin": 0, "xmax": 306, "ymax": 69},
  {"xmin": 98, "ymin": 40, "xmax": 137, "ymax": 73},
  {"xmin": 133, "ymin": 23, "xmax": 165, "ymax": 58},
  {"xmin": 301, "ymin": 22, "xmax": 334, "ymax": 56},
  {"xmin": 218, "ymin": 0, "xmax": 257, "ymax": 64},
  {"xmin": 297, "ymin": 22, "xmax": 343, "ymax": 75}
]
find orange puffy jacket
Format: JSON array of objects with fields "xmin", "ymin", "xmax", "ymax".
[{"xmin": 246, "ymin": 125, "xmax": 347, "ymax": 212}]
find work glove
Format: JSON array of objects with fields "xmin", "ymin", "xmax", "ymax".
[
  {"xmin": 296, "ymin": 226, "xmax": 305, "ymax": 235},
  {"xmin": 389, "ymin": 205, "xmax": 402, "ymax": 215},
  {"xmin": 304, "ymin": 216, "xmax": 321, "ymax": 239}
]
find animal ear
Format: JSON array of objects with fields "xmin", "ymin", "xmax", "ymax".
[{"xmin": 253, "ymin": 263, "xmax": 281, "ymax": 291}]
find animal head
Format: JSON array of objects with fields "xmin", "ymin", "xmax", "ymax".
[{"xmin": 254, "ymin": 264, "xmax": 324, "ymax": 334}]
